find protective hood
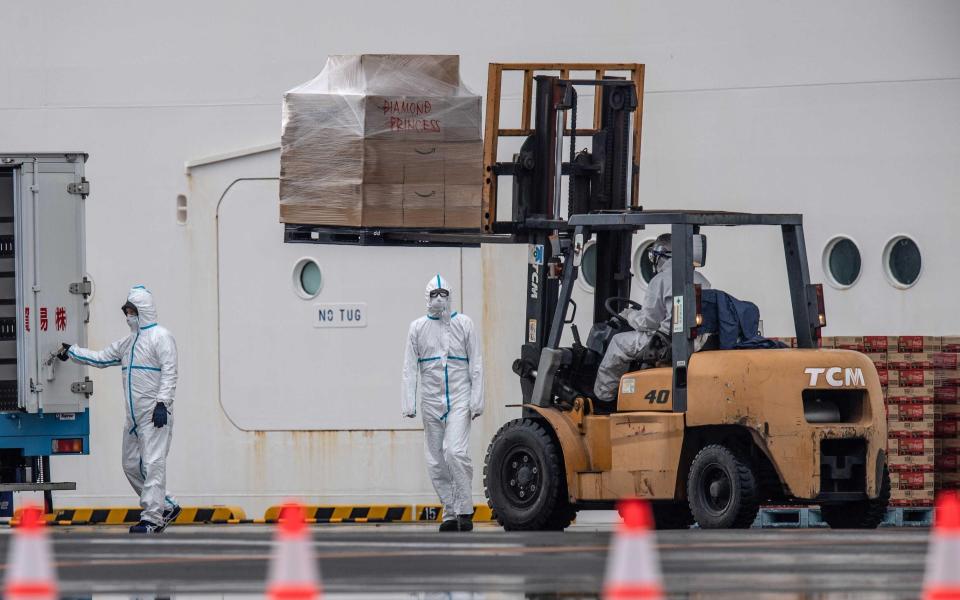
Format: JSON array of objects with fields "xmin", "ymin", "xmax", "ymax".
[
  {"xmin": 127, "ymin": 286, "xmax": 158, "ymax": 329},
  {"xmin": 424, "ymin": 274, "xmax": 452, "ymax": 321}
]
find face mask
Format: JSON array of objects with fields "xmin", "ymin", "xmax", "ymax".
[
  {"xmin": 428, "ymin": 296, "xmax": 449, "ymax": 315},
  {"xmin": 126, "ymin": 315, "xmax": 139, "ymax": 331}
]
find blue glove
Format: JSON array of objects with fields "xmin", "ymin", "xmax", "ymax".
[{"xmin": 152, "ymin": 402, "xmax": 168, "ymax": 428}]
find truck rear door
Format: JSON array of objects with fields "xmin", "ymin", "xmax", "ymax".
[{"xmin": 13, "ymin": 155, "xmax": 90, "ymax": 415}]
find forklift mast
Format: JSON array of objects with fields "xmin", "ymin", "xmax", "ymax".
[{"xmin": 491, "ymin": 71, "xmax": 641, "ymax": 403}]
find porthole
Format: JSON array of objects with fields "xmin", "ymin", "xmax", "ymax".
[
  {"xmin": 632, "ymin": 239, "xmax": 657, "ymax": 287},
  {"xmin": 822, "ymin": 236, "xmax": 862, "ymax": 289},
  {"xmin": 293, "ymin": 258, "xmax": 322, "ymax": 299},
  {"xmin": 883, "ymin": 235, "xmax": 922, "ymax": 289},
  {"xmin": 576, "ymin": 241, "xmax": 598, "ymax": 292}
]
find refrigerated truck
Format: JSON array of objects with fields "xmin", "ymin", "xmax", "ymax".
[{"xmin": 0, "ymin": 153, "xmax": 92, "ymax": 512}]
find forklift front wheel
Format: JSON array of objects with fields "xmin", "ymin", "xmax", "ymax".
[{"xmin": 483, "ymin": 418, "xmax": 576, "ymax": 531}]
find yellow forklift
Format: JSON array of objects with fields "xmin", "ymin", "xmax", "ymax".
[{"xmin": 474, "ymin": 64, "xmax": 888, "ymax": 530}]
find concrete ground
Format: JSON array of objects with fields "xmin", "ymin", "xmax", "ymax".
[{"xmin": 0, "ymin": 522, "xmax": 930, "ymax": 597}]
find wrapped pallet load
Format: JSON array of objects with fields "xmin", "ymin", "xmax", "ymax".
[{"xmin": 280, "ymin": 54, "xmax": 483, "ymax": 229}]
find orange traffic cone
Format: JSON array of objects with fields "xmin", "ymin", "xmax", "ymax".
[
  {"xmin": 3, "ymin": 505, "xmax": 58, "ymax": 600},
  {"xmin": 603, "ymin": 499, "xmax": 665, "ymax": 600},
  {"xmin": 923, "ymin": 491, "xmax": 960, "ymax": 599},
  {"xmin": 266, "ymin": 502, "xmax": 322, "ymax": 600}
]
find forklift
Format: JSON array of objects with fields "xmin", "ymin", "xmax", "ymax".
[
  {"xmin": 286, "ymin": 63, "xmax": 889, "ymax": 529},
  {"xmin": 476, "ymin": 64, "xmax": 888, "ymax": 530}
]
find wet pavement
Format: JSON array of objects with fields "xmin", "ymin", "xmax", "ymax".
[{"xmin": 0, "ymin": 523, "xmax": 930, "ymax": 598}]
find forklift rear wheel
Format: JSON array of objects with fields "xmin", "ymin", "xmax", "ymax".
[
  {"xmin": 819, "ymin": 466, "xmax": 891, "ymax": 529},
  {"xmin": 687, "ymin": 444, "xmax": 760, "ymax": 529},
  {"xmin": 484, "ymin": 418, "xmax": 576, "ymax": 531},
  {"xmin": 620, "ymin": 501, "xmax": 694, "ymax": 530}
]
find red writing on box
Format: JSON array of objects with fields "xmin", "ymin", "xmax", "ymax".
[
  {"xmin": 382, "ymin": 99, "xmax": 433, "ymax": 116},
  {"xmin": 381, "ymin": 100, "xmax": 442, "ymax": 133}
]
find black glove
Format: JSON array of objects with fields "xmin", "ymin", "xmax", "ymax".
[
  {"xmin": 57, "ymin": 343, "xmax": 72, "ymax": 362},
  {"xmin": 152, "ymin": 402, "xmax": 168, "ymax": 428}
]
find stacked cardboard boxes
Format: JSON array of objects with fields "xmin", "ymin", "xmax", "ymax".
[
  {"xmin": 280, "ymin": 55, "xmax": 483, "ymax": 228},
  {"xmin": 935, "ymin": 337, "xmax": 960, "ymax": 496}
]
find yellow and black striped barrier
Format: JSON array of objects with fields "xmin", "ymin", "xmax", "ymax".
[
  {"xmin": 262, "ymin": 504, "xmax": 495, "ymax": 524},
  {"xmin": 12, "ymin": 506, "xmax": 247, "ymax": 526},
  {"xmin": 8, "ymin": 504, "xmax": 497, "ymax": 526}
]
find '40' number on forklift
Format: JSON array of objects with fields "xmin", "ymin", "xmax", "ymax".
[{"xmin": 644, "ymin": 389, "xmax": 670, "ymax": 404}]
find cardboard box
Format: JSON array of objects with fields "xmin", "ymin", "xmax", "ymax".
[
  {"xmin": 937, "ymin": 453, "xmax": 960, "ymax": 472},
  {"xmin": 887, "ymin": 352, "xmax": 934, "ymax": 370},
  {"xmin": 888, "ymin": 435, "xmax": 936, "ymax": 456},
  {"xmin": 889, "ymin": 369, "xmax": 936, "ymax": 388},
  {"xmin": 864, "ymin": 336, "xmax": 896, "ymax": 353},
  {"xmin": 865, "ymin": 352, "xmax": 887, "ymax": 370},
  {"xmin": 278, "ymin": 183, "xmax": 404, "ymax": 227},
  {"xmin": 934, "ymin": 353, "xmax": 960, "ymax": 370},
  {"xmin": 897, "ymin": 336, "xmax": 943, "ymax": 353},
  {"xmin": 891, "ymin": 471, "xmax": 935, "ymax": 490},
  {"xmin": 887, "ymin": 402, "xmax": 939, "ymax": 423},
  {"xmin": 935, "ymin": 370, "xmax": 960, "ymax": 386},
  {"xmin": 941, "ymin": 438, "xmax": 960, "ymax": 455},
  {"xmin": 402, "ymin": 183, "xmax": 444, "ymax": 228},
  {"xmin": 280, "ymin": 54, "xmax": 482, "ymax": 227},
  {"xmin": 877, "ymin": 369, "xmax": 889, "ymax": 387},
  {"xmin": 937, "ymin": 420, "xmax": 959, "ymax": 437},
  {"xmin": 940, "ymin": 404, "xmax": 960, "ymax": 421},
  {"xmin": 886, "ymin": 385, "xmax": 936, "ymax": 403},
  {"xmin": 942, "ymin": 337, "xmax": 960, "ymax": 353},
  {"xmin": 891, "ymin": 488, "xmax": 935, "ymax": 502},
  {"xmin": 444, "ymin": 184, "xmax": 482, "ymax": 229},
  {"xmin": 937, "ymin": 473, "xmax": 960, "ymax": 490},
  {"xmin": 832, "ymin": 336, "xmax": 864, "ymax": 351},
  {"xmin": 889, "ymin": 452, "xmax": 935, "ymax": 472},
  {"xmin": 936, "ymin": 385, "xmax": 960, "ymax": 403},
  {"xmin": 889, "ymin": 418, "xmax": 936, "ymax": 434}
]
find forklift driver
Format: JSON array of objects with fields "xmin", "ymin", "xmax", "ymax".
[{"xmin": 594, "ymin": 234, "xmax": 711, "ymax": 402}]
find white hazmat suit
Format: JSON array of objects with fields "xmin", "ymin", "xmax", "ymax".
[
  {"xmin": 594, "ymin": 259, "xmax": 711, "ymax": 402},
  {"xmin": 402, "ymin": 275, "xmax": 483, "ymax": 522},
  {"xmin": 67, "ymin": 286, "xmax": 179, "ymax": 526}
]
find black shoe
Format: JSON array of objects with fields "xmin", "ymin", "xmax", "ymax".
[
  {"xmin": 129, "ymin": 520, "xmax": 162, "ymax": 534},
  {"xmin": 438, "ymin": 519, "xmax": 459, "ymax": 532},
  {"xmin": 157, "ymin": 504, "xmax": 182, "ymax": 532},
  {"xmin": 457, "ymin": 513, "xmax": 474, "ymax": 532}
]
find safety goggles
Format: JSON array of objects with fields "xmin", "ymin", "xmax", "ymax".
[{"xmin": 429, "ymin": 289, "xmax": 450, "ymax": 299}]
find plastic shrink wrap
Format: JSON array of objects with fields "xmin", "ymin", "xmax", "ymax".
[{"xmin": 280, "ymin": 55, "xmax": 483, "ymax": 228}]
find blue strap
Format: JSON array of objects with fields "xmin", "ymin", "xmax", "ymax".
[
  {"xmin": 436, "ymin": 274, "xmax": 441, "ymax": 289},
  {"xmin": 127, "ymin": 332, "xmax": 141, "ymax": 435},
  {"xmin": 449, "ymin": 355, "xmax": 469, "ymax": 362},
  {"xmin": 426, "ymin": 315, "xmax": 439, "ymax": 321},
  {"xmin": 140, "ymin": 323, "xmax": 158, "ymax": 330},
  {"xmin": 130, "ymin": 365, "xmax": 161, "ymax": 372},
  {"xmin": 441, "ymin": 364, "xmax": 451, "ymax": 421},
  {"xmin": 418, "ymin": 356, "xmax": 441, "ymax": 363}
]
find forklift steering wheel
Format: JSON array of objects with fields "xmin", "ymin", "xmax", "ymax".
[{"xmin": 604, "ymin": 297, "xmax": 642, "ymax": 328}]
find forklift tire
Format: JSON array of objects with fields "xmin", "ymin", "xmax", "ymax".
[
  {"xmin": 687, "ymin": 444, "xmax": 760, "ymax": 529},
  {"xmin": 484, "ymin": 418, "xmax": 576, "ymax": 531},
  {"xmin": 620, "ymin": 502, "xmax": 694, "ymax": 530},
  {"xmin": 819, "ymin": 466, "xmax": 891, "ymax": 529}
]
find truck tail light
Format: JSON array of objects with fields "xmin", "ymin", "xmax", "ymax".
[{"xmin": 52, "ymin": 438, "xmax": 83, "ymax": 454}]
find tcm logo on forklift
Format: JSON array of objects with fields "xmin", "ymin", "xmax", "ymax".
[{"xmin": 804, "ymin": 367, "xmax": 865, "ymax": 387}]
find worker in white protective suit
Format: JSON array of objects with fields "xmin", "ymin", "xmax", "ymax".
[
  {"xmin": 402, "ymin": 274, "xmax": 484, "ymax": 532},
  {"xmin": 594, "ymin": 234, "xmax": 711, "ymax": 402},
  {"xmin": 57, "ymin": 286, "xmax": 180, "ymax": 533}
]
